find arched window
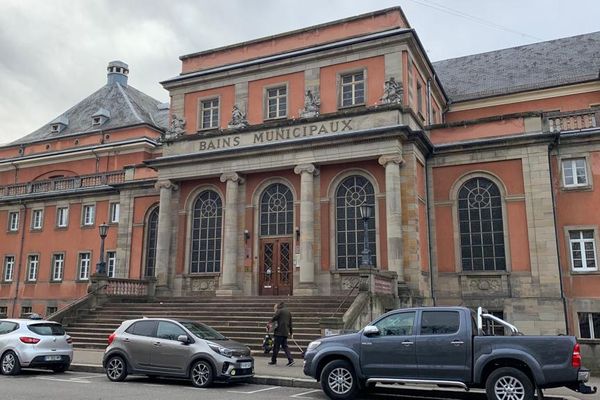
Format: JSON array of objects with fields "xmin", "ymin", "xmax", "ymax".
[
  {"xmin": 144, "ymin": 207, "xmax": 159, "ymax": 278},
  {"xmin": 458, "ymin": 177, "xmax": 506, "ymax": 271},
  {"xmin": 190, "ymin": 190, "xmax": 223, "ymax": 273},
  {"xmin": 335, "ymin": 175, "xmax": 376, "ymax": 269},
  {"xmin": 259, "ymin": 183, "xmax": 293, "ymax": 236}
]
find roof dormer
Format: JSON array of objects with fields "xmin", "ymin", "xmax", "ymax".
[
  {"xmin": 49, "ymin": 115, "xmax": 69, "ymax": 134},
  {"xmin": 92, "ymin": 108, "xmax": 111, "ymax": 126}
]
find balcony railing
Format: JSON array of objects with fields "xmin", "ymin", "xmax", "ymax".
[
  {"xmin": 0, "ymin": 171, "xmax": 125, "ymax": 198},
  {"xmin": 544, "ymin": 109, "xmax": 599, "ymax": 133}
]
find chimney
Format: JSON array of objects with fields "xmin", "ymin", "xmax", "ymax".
[{"xmin": 107, "ymin": 60, "xmax": 129, "ymax": 86}]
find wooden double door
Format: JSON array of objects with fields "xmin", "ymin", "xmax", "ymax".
[{"xmin": 259, "ymin": 238, "xmax": 292, "ymax": 296}]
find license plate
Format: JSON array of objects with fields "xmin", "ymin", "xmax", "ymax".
[
  {"xmin": 240, "ymin": 362, "xmax": 252, "ymax": 369},
  {"xmin": 45, "ymin": 355, "xmax": 62, "ymax": 361}
]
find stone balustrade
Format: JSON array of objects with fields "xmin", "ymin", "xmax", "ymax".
[
  {"xmin": 105, "ymin": 278, "xmax": 151, "ymax": 297},
  {"xmin": 545, "ymin": 109, "xmax": 599, "ymax": 133}
]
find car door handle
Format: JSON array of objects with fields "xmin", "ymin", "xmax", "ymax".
[
  {"xmin": 401, "ymin": 341, "xmax": 414, "ymax": 346},
  {"xmin": 153, "ymin": 342, "xmax": 161, "ymax": 347},
  {"xmin": 451, "ymin": 340, "xmax": 464, "ymax": 346}
]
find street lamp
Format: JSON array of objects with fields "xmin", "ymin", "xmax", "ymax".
[
  {"xmin": 359, "ymin": 204, "xmax": 373, "ymax": 267},
  {"xmin": 95, "ymin": 222, "xmax": 109, "ymax": 275}
]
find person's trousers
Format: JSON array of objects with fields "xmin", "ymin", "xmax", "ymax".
[{"xmin": 271, "ymin": 335, "xmax": 293, "ymax": 363}]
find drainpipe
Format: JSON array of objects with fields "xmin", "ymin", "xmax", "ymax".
[
  {"xmin": 11, "ymin": 162, "xmax": 18, "ymax": 184},
  {"xmin": 548, "ymin": 131, "xmax": 569, "ymax": 334},
  {"xmin": 11, "ymin": 202, "xmax": 27, "ymax": 318},
  {"xmin": 425, "ymin": 158, "xmax": 436, "ymax": 306}
]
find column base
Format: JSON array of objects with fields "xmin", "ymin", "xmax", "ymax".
[
  {"xmin": 155, "ymin": 286, "xmax": 173, "ymax": 297},
  {"xmin": 295, "ymin": 283, "xmax": 319, "ymax": 296},
  {"xmin": 215, "ymin": 286, "xmax": 242, "ymax": 296}
]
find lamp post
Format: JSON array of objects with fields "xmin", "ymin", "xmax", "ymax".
[
  {"xmin": 96, "ymin": 222, "xmax": 109, "ymax": 275},
  {"xmin": 359, "ymin": 204, "xmax": 373, "ymax": 267}
]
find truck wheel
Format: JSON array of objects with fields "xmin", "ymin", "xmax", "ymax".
[
  {"xmin": 486, "ymin": 367, "xmax": 534, "ymax": 400},
  {"xmin": 320, "ymin": 359, "xmax": 358, "ymax": 400}
]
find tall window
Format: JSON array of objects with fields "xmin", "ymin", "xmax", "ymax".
[
  {"xmin": 335, "ymin": 175, "xmax": 376, "ymax": 269},
  {"xmin": 260, "ymin": 183, "xmax": 293, "ymax": 236},
  {"xmin": 562, "ymin": 158, "xmax": 588, "ymax": 187},
  {"xmin": 579, "ymin": 312, "xmax": 600, "ymax": 339},
  {"xmin": 266, "ymin": 86, "xmax": 287, "ymax": 119},
  {"xmin": 27, "ymin": 255, "xmax": 39, "ymax": 281},
  {"xmin": 200, "ymin": 98, "xmax": 219, "ymax": 129},
  {"xmin": 340, "ymin": 71, "xmax": 365, "ymax": 107},
  {"xmin": 417, "ymin": 82, "xmax": 423, "ymax": 115},
  {"xmin": 8, "ymin": 211, "xmax": 19, "ymax": 232},
  {"xmin": 57, "ymin": 207, "xmax": 69, "ymax": 228},
  {"xmin": 3, "ymin": 256, "xmax": 14, "ymax": 282},
  {"xmin": 107, "ymin": 251, "xmax": 117, "ymax": 278},
  {"xmin": 190, "ymin": 190, "xmax": 223, "ymax": 273},
  {"xmin": 569, "ymin": 230, "xmax": 597, "ymax": 272},
  {"xmin": 458, "ymin": 177, "xmax": 506, "ymax": 271},
  {"xmin": 78, "ymin": 253, "xmax": 91, "ymax": 280},
  {"xmin": 109, "ymin": 203, "xmax": 120, "ymax": 224},
  {"xmin": 32, "ymin": 209, "xmax": 43, "ymax": 230},
  {"xmin": 82, "ymin": 205, "xmax": 95, "ymax": 226},
  {"xmin": 51, "ymin": 254, "xmax": 64, "ymax": 281},
  {"xmin": 144, "ymin": 208, "xmax": 159, "ymax": 278}
]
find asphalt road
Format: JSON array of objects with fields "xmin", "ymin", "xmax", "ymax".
[{"xmin": 0, "ymin": 370, "xmax": 497, "ymax": 400}]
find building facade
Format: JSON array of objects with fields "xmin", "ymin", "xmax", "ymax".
[{"xmin": 1, "ymin": 8, "xmax": 600, "ymax": 349}]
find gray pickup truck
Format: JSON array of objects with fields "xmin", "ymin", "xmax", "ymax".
[{"xmin": 303, "ymin": 306, "xmax": 596, "ymax": 400}]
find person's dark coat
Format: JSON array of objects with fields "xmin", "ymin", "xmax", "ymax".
[{"xmin": 270, "ymin": 305, "xmax": 293, "ymax": 338}]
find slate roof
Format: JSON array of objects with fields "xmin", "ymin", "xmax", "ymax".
[
  {"xmin": 12, "ymin": 80, "xmax": 169, "ymax": 145},
  {"xmin": 432, "ymin": 31, "xmax": 600, "ymax": 103}
]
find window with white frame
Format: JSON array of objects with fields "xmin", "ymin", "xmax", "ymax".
[
  {"xmin": 46, "ymin": 306, "xmax": 58, "ymax": 316},
  {"xmin": 562, "ymin": 158, "xmax": 588, "ymax": 187},
  {"xmin": 569, "ymin": 230, "xmax": 597, "ymax": 271},
  {"xmin": 340, "ymin": 71, "xmax": 365, "ymax": 107},
  {"xmin": 266, "ymin": 86, "xmax": 287, "ymax": 119},
  {"xmin": 8, "ymin": 211, "xmax": 19, "ymax": 232},
  {"xmin": 3, "ymin": 256, "xmax": 14, "ymax": 282},
  {"xmin": 82, "ymin": 205, "xmax": 95, "ymax": 226},
  {"xmin": 52, "ymin": 253, "xmax": 64, "ymax": 281},
  {"xmin": 107, "ymin": 251, "xmax": 116, "ymax": 278},
  {"xmin": 200, "ymin": 98, "xmax": 219, "ymax": 129},
  {"xmin": 20, "ymin": 306, "xmax": 32, "ymax": 317},
  {"xmin": 0, "ymin": 306, "xmax": 7, "ymax": 317},
  {"xmin": 57, "ymin": 207, "xmax": 69, "ymax": 227},
  {"xmin": 578, "ymin": 312, "xmax": 600, "ymax": 339},
  {"xmin": 78, "ymin": 253, "xmax": 91, "ymax": 280},
  {"xmin": 27, "ymin": 255, "xmax": 39, "ymax": 282},
  {"xmin": 109, "ymin": 203, "xmax": 120, "ymax": 224},
  {"xmin": 31, "ymin": 209, "xmax": 43, "ymax": 230}
]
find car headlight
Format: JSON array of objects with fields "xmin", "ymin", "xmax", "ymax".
[
  {"xmin": 307, "ymin": 341, "xmax": 322, "ymax": 352},
  {"xmin": 208, "ymin": 342, "xmax": 233, "ymax": 358}
]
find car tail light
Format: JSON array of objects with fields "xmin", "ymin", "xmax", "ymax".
[
  {"xmin": 572, "ymin": 343, "xmax": 581, "ymax": 368},
  {"xmin": 20, "ymin": 337, "xmax": 40, "ymax": 344},
  {"xmin": 66, "ymin": 336, "xmax": 73, "ymax": 344},
  {"xmin": 108, "ymin": 332, "xmax": 116, "ymax": 346}
]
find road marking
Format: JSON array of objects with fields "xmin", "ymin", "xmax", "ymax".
[
  {"xmin": 36, "ymin": 377, "xmax": 90, "ymax": 384},
  {"xmin": 228, "ymin": 386, "xmax": 281, "ymax": 394},
  {"xmin": 290, "ymin": 389, "xmax": 321, "ymax": 398},
  {"xmin": 68, "ymin": 374, "xmax": 106, "ymax": 380}
]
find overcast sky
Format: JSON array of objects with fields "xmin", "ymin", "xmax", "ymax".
[{"xmin": 1, "ymin": 0, "xmax": 599, "ymax": 144}]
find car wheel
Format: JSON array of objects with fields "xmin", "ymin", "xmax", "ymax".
[
  {"xmin": 320, "ymin": 359, "xmax": 358, "ymax": 400},
  {"xmin": 105, "ymin": 355, "xmax": 128, "ymax": 382},
  {"xmin": 52, "ymin": 364, "xmax": 70, "ymax": 373},
  {"xmin": 1, "ymin": 351, "xmax": 21, "ymax": 375},
  {"xmin": 486, "ymin": 367, "xmax": 534, "ymax": 400},
  {"xmin": 190, "ymin": 360, "xmax": 213, "ymax": 388}
]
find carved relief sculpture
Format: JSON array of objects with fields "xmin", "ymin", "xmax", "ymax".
[
  {"xmin": 300, "ymin": 89, "xmax": 320, "ymax": 118},
  {"xmin": 160, "ymin": 114, "xmax": 186, "ymax": 142},
  {"xmin": 228, "ymin": 105, "xmax": 249, "ymax": 129},
  {"xmin": 380, "ymin": 77, "xmax": 403, "ymax": 105}
]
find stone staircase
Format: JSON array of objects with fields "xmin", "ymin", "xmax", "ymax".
[{"xmin": 65, "ymin": 296, "xmax": 354, "ymax": 358}]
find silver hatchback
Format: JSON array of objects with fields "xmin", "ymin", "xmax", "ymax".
[
  {"xmin": 0, "ymin": 318, "xmax": 73, "ymax": 375},
  {"xmin": 103, "ymin": 318, "xmax": 254, "ymax": 388}
]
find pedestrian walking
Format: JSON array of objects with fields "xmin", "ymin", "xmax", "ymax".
[{"xmin": 267, "ymin": 301, "xmax": 294, "ymax": 366}]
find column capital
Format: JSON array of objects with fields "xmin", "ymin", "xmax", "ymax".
[
  {"xmin": 378, "ymin": 154, "xmax": 404, "ymax": 167},
  {"xmin": 154, "ymin": 179, "xmax": 179, "ymax": 191},
  {"xmin": 220, "ymin": 172, "xmax": 244, "ymax": 184},
  {"xmin": 294, "ymin": 163, "xmax": 319, "ymax": 176}
]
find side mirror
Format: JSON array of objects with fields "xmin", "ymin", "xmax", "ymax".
[
  {"xmin": 363, "ymin": 325, "xmax": 380, "ymax": 336},
  {"xmin": 177, "ymin": 335, "xmax": 190, "ymax": 344}
]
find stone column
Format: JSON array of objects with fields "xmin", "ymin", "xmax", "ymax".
[
  {"xmin": 154, "ymin": 180, "xmax": 178, "ymax": 291},
  {"xmin": 216, "ymin": 172, "xmax": 243, "ymax": 296},
  {"xmin": 378, "ymin": 154, "xmax": 405, "ymax": 280},
  {"xmin": 294, "ymin": 164, "xmax": 319, "ymax": 295}
]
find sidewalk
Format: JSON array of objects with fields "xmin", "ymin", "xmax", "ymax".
[{"xmin": 72, "ymin": 349, "xmax": 598, "ymax": 397}]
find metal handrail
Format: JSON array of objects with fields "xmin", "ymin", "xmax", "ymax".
[
  {"xmin": 330, "ymin": 279, "xmax": 361, "ymax": 318},
  {"xmin": 46, "ymin": 283, "xmax": 108, "ymax": 321}
]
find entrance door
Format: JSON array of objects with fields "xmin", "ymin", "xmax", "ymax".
[{"xmin": 259, "ymin": 238, "xmax": 292, "ymax": 296}]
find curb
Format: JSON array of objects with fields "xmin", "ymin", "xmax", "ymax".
[{"xmin": 70, "ymin": 364, "xmax": 320, "ymax": 389}]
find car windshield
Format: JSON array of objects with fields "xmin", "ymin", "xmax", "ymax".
[
  {"xmin": 180, "ymin": 321, "xmax": 226, "ymax": 340},
  {"xmin": 28, "ymin": 323, "xmax": 66, "ymax": 336}
]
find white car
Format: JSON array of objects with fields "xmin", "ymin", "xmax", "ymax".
[{"xmin": 0, "ymin": 317, "xmax": 73, "ymax": 375}]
